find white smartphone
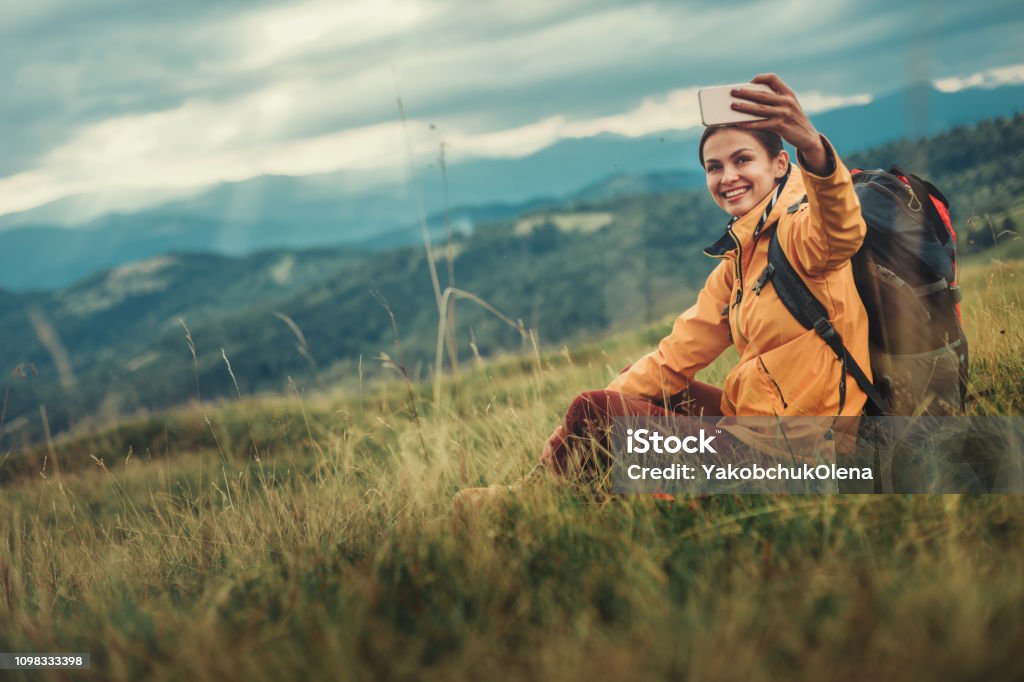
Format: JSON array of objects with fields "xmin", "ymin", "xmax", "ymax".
[{"xmin": 698, "ymin": 82, "xmax": 775, "ymax": 126}]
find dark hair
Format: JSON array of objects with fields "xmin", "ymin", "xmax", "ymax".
[{"xmin": 698, "ymin": 126, "xmax": 783, "ymax": 167}]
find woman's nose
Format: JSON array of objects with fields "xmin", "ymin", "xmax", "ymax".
[{"xmin": 721, "ymin": 165, "xmax": 738, "ymax": 184}]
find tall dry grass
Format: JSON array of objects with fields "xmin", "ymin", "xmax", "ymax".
[{"xmin": 0, "ymin": 256, "xmax": 1022, "ymax": 681}]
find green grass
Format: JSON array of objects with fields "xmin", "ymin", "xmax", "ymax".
[{"xmin": 1, "ymin": 255, "xmax": 1023, "ymax": 681}]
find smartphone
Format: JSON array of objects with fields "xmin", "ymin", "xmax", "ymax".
[{"xmin": 698, "ymin": 82, "xmax": 775, "ymax": 126}]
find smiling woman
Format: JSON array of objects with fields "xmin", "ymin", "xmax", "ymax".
[
  {"xmin": 701, "ymin": 128, "xmax": 786, "ymax": 217},
  {"xmin": 532, "ymin": 72, "xmax": 872, "ymax": 476}
]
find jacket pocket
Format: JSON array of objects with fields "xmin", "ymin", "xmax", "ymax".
[
  {"xmin": 724, "ymin": 329, "xmax": 838, "ymax": 415},
  {"xmin": 742, "ymin": 329, "xmax": 837, "ymax": 415},
  {"xmin": 872, "ymin": 343, "xmax": 964, "ymax": 415}
]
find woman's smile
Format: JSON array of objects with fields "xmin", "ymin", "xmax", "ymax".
[
  {"xmin": 720, "ymin": 186, "xmax": 752, "ymax": 202},
  {"xmin": 702, "ymin": 128, "xmax": 789, "ymax": 217}
]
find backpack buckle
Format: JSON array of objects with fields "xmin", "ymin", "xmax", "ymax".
[
  {"xmin": 813, "ymin": 317, "xmax": 838, "ymax": 340},
  {"xmin": 753, "ymin": 264, "xmax": 774, "ymax": 295}
]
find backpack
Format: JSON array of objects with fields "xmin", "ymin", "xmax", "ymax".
[{"xmin": 764, "ymin": 166, "xmax": 969, "ymax": 416}]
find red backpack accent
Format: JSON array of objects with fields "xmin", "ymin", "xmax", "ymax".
[{"xmin": 854, "ymin": 168, "xmax": 962, "ymax": 323}]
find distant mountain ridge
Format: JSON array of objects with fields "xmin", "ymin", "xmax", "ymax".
[
  {"xmin": 0, "ymin": 113, "xmax": 1020, "ymax": 448},
  {"xmin": 0, "ymin": 82, "xmax": 1022, "ymax": 291}
]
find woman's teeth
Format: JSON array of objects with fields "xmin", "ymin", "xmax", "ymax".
[{"xmin": 723, "ymin": 187, "xmax": 749, "ymax": 199}]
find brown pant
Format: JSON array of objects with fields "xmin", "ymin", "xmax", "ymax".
[{"xmin": 549, "ymin": 381, "xmax": 723, "ymax": 475}]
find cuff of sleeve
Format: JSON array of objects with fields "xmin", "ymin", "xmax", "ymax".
[{"xmin": 797, "ymin": 134, "xmax": 838, "ymax": 179}]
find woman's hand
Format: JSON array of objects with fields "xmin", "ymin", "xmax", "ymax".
[
  {"xmin": 540, "ymin": 424, "xmax": 567, "ymax": 471},
  {"xmin": 729, "ymin": 73, "xmax": 830, "ymax": 175}
]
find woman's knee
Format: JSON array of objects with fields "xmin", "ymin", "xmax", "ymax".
[{"xmin": 565, "ymin": 390, "xmax": 617, "ymax": 433}]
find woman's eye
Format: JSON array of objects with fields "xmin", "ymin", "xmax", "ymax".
[
  {"xmin": 737, "ymin": 156, "xmax": 750, "ymax": 164},
  {"xmin": 706, "ymin": 165, "xmax": 720, "ymax": 172}
]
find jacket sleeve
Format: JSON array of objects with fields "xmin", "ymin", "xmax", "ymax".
[
  {"xmin": 606, "ymin": 260, "xmax": 733, "ymax": 401},
  {"xmin": 787, "ymin": 135, "xmax": 867, "ymax": 277}
]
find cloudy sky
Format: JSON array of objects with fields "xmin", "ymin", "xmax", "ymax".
[{"xmin": 1, "ymin": 0, "xmax": 1022, "ymax": 217}]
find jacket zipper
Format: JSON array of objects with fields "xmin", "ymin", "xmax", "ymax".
[{"xmin": 727, "ymin": 226, "xmax": 751, "ymax": 343}]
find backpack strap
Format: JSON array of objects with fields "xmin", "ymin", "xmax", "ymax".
[{"xmin": 765, "ymin": 231, "xmax": 887, "ymax": 414}]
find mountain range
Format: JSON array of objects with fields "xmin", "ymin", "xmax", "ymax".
[
  {"xmin": 0, "ymin": 82, "xmax": 1022, "ymax": 292},
  {"xmin": 0, "ymin": 112, "xmax": 1021, "ymax": 452}
]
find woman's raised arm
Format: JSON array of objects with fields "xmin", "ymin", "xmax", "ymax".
[{"xmin": 731, "ymin": 73, "xmax": 866, "ymax": 276}]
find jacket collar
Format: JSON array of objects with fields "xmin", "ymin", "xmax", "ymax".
[{"xmin": 703, "ymin": 165, "xmax": 806, "ymax": 257}]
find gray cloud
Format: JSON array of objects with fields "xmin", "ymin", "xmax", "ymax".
[
  {"xmin": 210, "ymin": 0, "xmax": 1024, "ymax": 143},
  {"xmin": 0, "ymin": 0, "xmax": 284, "ymax": 173},
  {"xmin": 0, "ymin": 0, "xmax": 1020, "ymax": 197}
]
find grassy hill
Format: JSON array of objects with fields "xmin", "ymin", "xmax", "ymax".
[
  {"xmin": 2, "ymin": 114, "xmax": 1023, "ymax": 449},
  {"xmin": 0, "ymin": 250, "xmax": 1022, "ymax": 679}
]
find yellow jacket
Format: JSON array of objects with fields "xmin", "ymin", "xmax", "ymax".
[{"xmin": 607, "ymin": 139, "xmax": 870, "ymax": 416}]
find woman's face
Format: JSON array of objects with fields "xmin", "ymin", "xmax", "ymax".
[{"xmin": 702, "ymin": 128, "xmax": 789, "ymax": 218}]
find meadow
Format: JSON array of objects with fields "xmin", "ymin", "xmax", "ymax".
[{"xmin": 1, "ymin": 247, "xmax": 1023, "ymax": 680}]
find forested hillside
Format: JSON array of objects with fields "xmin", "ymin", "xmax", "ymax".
[
  {"xmin": 1, "ymin": 115, "xmax": 1021, "ymax": 447},
  {"xmin": 844, "ymin": 114, "xmax": 1024, "ymax": 249}
]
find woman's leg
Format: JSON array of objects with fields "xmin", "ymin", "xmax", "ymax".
[
  {"xmin": 545, "ymin": 390, "xmax": 666, "ymax": 475},
  {"xmin": 665, "ymin": 381, "xmax": 725, "ymax": 418},
  {"xmin": 452, "ymin": 381, "xmax": 725, "ymax": 514},
  {"xmin": 547, "ymin": 381, "xmax": 724, "ymax": 474}
]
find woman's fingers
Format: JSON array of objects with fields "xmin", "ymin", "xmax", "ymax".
[
  {"xmin": 737, "ymin": 118, "xmax": 780, "ymax": 132},
  {"xmin": 731, "ymin": 101, "xmax": 794, "ymax": 131},
  {"xmin": 751, "ymin": 72, "xmax": 796, "ymax": 97},
  {"xmin": 730, "ymin": 100, "xmax": 785, "ymax": 116},
  {"xmin": 731, "ymin": 86, "xmax": 787, "ymax": 106},
  {"xmin": 736, "ymin": 74, "xmax": 822, "ymax": 156}
]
